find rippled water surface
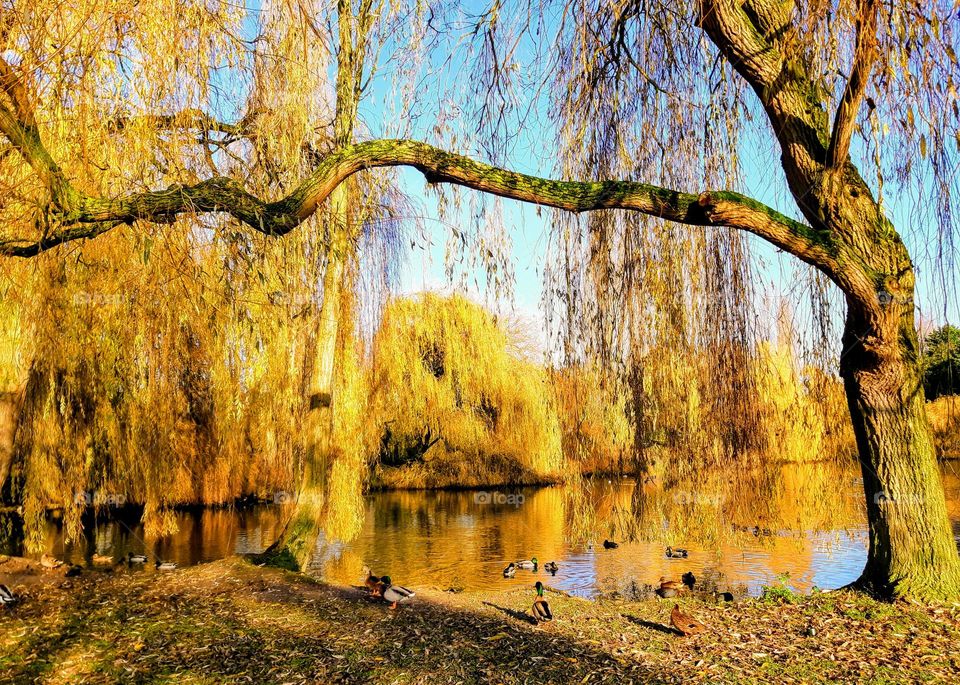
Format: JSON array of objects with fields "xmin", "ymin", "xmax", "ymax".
[{"xmin": 4, "ymin": 461, "xmax": 959, "ymax": 598}]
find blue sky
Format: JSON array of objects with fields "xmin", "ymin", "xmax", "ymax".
[{"xmin": 233, "ymin": 1, "xmax": 958, "ymax": 360}]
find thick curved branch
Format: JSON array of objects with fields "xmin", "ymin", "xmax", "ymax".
[
  {"xmin": 825, "ymin": 0, "xmax": 878, "ymax": 171},
  {"xmin": 0, "ymin": 135, "xmax": 871, "ymax": 301}
]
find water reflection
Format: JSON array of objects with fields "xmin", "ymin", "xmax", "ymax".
[{"xmin": 3, "ymin": 461, "xmax": 959, "ymax": 598}]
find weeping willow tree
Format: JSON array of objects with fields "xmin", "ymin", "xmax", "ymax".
[
  {"xmin": 369, "ymin": 293, "xmax": 564, "ymax": 486},
  {"xmin": 0, "ymin": 0, "xmax": 958, "ymax": 600},
  {"xmin": 0, "ymin": 0, "xmax": 405, "ymax": 551}
]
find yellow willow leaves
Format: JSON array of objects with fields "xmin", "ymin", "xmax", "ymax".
[{"xmin": 369, "ymin": 293, "xmax": 565, "ymax": 481}]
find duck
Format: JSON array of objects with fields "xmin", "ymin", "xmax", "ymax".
[
  {"xmin": 503, "ymin": 562, "xmax": 517, "ymax": 578},
  {"xmin": 91, "ymin": 553, "xmax": 114, "ymax": 566},
  {"xmin": 602, "ymin": 539, "xmax": 619, "ymax": 549},
  {"xmin": 714, "ymin": 591, "xmax": 734, "ymax": 602},
  {"xmin": 665, "ymin": 546, "xmax": 688, "ymax": 559},
  {"xmin": 670, "ymin": 603, "xmax": 706, "ymax": 636},
  {"xmin": 379, "ymin": 576, "xmax": 415, "ymax": 610},
  {"xmin": 655, "ymin": 586, "xmax": 679, "ymax": 598},
  {"xmin": 531, "ymin": 581, "xmax": 553, "ymax": 623},
  {"xmin": 155, "ymin": 560, "xmax": 177, "ymax": 571},
  {"xmin": 543, "ymin": 561, "xmax": 559, "ymax": 575},
  {"xmin": 681, "ymin": 571, "xmax": 696, "ymax": 590},
  {"xmin": 363, "ymin": 566, "xmax": 382, "ymax": 596},
  {"xmin": 658, "ymin": 576, "xmax": 683, "ymax": 592},
  {"xmin": 0, "ymin": 584, "xmax": 15, "ymax": 604},
  {"xmin": 127, "ymin": 553, "xmax": 148, "ymax": 564},
  {"xmin": 40, "ymin": 554, "xmax": 63, "ymax": 570},
  {"xmin": 516, "ymin": 557, "xmax": 538, "ymax": 571}
]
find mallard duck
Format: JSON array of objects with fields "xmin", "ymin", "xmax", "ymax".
[
  {"xmin": 531, "ymin": 581, "xmax": 553, "ymax": 623},
  {"xmin": 656, "ymin": 586, "xmax": 679, "ymax": 598},
  {"xmin": 40, "ymin": 554, "xmax": 63, "ymax": 569},
  {"xmin": 516, "ymin": 557, "xmax": 538, "ymax": 570},
  {"xmin": 681, "ymin": 571, "xmax": 696, "ymax": 590},
  {"xmin": 670, "ymin": 604, "xmax": 705, "ymax": 636},
  {"xmin": 543, "ymin": 561, "xmax": 559, "ymax": 575},
  {"xmin": 155, "ymin": 560, "xmax": 177, "ymax": 571},
  {"xmin": 665, "ymin": 546, "xmax": 688, "ymax": 558},
  {"xmin": 127, "ymin": 553, "xmax": 148, "ymax": 564},
  {"xmin": 602, "ymin": 539, "xmax": 619, "ymax": 549},
  {"xmin": 92, "ymin": 553, "xmax": 114, "ymax": 566},
  {"xmin": 379, "ymin": 576, "xmax": 415, "ymax": 610},
  {"xmin": 714, "ymin": 591, "xmax": 734, "ymax": 602},
  {"xmin": 503, "ymin": 562, "xmax": 516, "ymax": 578},
  {"xmin": 0, "ymin": 584, "xmax": 15, "ymax": 604},
  {"xmin": 363, "ymin": 566, "xmax": 382, "ymax": 596}
]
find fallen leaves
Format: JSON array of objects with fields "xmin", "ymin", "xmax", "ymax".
[{"xmin": 1, "ymin": 557, "xmax": 959, "ymax": 684}]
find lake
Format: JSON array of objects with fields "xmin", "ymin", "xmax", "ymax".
[{"xmin": 3, "ymin": 461, "xmax": 959, "ymax": 598}]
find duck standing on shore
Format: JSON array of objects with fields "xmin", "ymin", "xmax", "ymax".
[
  {"xmin": 379, "ymin": 575, "xmax": 415, "ymax": 610},
  {"xmin": 531, "ymin": 581, "xmax": 553, "ymax": 623},
  {"xmin": 363, "ymin": 566, "xmax": 383, "ymax": 596},
  {"xmin": 127, "ymin": 553, "xmax": 148, "ymax": 564},
  {"xmin": 656, "ymin": 576, "xmax": 683, "ymax": 598},
  {"xmin": 40, "ymin": 554, "xmax": 63, "ymax": 570},
  {"xmin": 0, "ymin": 584, "xmax": 15, "ymax": 605}
]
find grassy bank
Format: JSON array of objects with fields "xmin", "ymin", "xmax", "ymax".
[{"xmin": 2, "ymin": 557, "xmax": 959, "ymax": 684}]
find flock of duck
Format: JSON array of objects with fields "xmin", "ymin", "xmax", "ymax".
[
  {"xmin": 3, "ymin": 541, "xmax": 719, "ymax": 636},
  {"xmin": 359, "ymin": 540, "xmax": 715, "ymax": 635}
]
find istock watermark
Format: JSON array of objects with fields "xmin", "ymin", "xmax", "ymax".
[{"xmin": 473, "ymin": 491, "xmax": 525, "ymax": 507}]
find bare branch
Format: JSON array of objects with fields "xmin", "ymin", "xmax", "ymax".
[{"xmin": 825, "ymin": 0, "xmax": 878, "ymax": 171}]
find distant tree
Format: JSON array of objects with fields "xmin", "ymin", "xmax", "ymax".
[{"xmin": 923, "ymin": 326, "xmax": 960, "ymax": 400}]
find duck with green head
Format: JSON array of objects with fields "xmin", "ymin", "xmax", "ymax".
[
  {"xmin": 380, "ymin": 575, "xmax": 415, "ymax": 610},
  {"xmin": 516, "ymin": 557, "xmax": 538, "ymax": 571},
  {"xmin": 531, "ymin": 581, "xmax": 553, "ymax": 623}
]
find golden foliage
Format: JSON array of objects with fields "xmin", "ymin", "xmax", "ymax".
[{"xmin": 369, "ymin": 293, "xmax": 565, "ymax": 485}]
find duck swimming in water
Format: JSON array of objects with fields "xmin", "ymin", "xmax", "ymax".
[
  {"xmin": 503, "ymin": 562, "xmax": 517, "ymax": 578},
  {"xmin": 602, "ymin": 540, "xmax": 619, "ymax": 549}
]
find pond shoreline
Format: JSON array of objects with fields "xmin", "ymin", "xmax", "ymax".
[
  {"xmin": 1, "ymin": 556, "xmax": 958, "ymax": 683},
  {"xmin": 4, "ymin": 454, "xmax": 960, "ymax": 514}
]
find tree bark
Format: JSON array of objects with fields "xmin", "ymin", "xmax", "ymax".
[
  {"xmin": 843, "ymin": 304, "xmax": 960, "ymax": 601},
  {"xmin": 263, "ymin": 0, "xmax": 365, "ymax": 570}
]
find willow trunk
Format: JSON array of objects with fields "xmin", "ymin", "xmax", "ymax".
[{"xmin": 842, "ymin": 303, "xmax": 960, "ymax": 600}]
